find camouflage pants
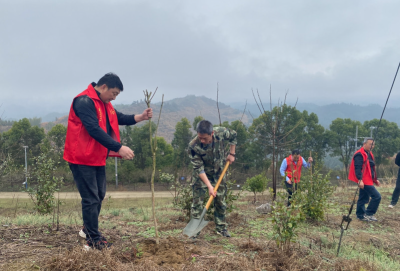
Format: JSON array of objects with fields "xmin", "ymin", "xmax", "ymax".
[{"xmin": 191, "ymin": 177, "xmax": 228, "ymax": 231}]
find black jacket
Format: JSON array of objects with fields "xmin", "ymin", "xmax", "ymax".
[
  {"xmin": 354, "ymin": 151, "xmax": 375, "ymax": 180},
  {"xmin": 395, "ymin": 152, "xmax": 400, "ymax": 167}
]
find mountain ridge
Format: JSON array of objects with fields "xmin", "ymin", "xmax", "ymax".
[
  {"xmin": 3, "ymin": 96, "xmax": 400, "ymax": 142},
  {"xmin": 42, "ymin": 95, "xmax": 250, "ymax": 143}
]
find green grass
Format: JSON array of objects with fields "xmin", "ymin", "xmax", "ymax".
[
  {"xmin": 334, "ymin": 243, "xmax": 400, "ymax": 270},
  {"xmin": 2, "ymin": 186, "xmax": 400, "ymax": 270},
  {"xmin": 0, "ymin": 197, "xmax": 172, "ymax": 226}
]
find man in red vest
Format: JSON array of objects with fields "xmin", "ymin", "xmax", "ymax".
[
  {"xmin": 280, "ymin": 149, "xmax": 313, "ymax": 206},
  {"xmin": 63, "ymin": 73, "xmax": 152, "ymax": 250},
  {"xmin": 348, "ymin": 137, "xmax": 381, "ymax": 222}
]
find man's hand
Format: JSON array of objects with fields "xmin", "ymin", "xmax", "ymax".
[
  {"xmin": 308, "ymin": 157, "xmax": 313, "ymax": 163},
  {"xmin": 287, "ymin": 179, "xmax": 292, "ymax": 185},
  {"xmin": 376, "ymin": 180, "xmax": 381, "ymax": 187},
  {"xmin": 358, "ymin": 180, "xmax": 364, "ymax": 189},
  {"xmin": 118, "ymin": 146, "xmax": 134, "ymax": 160},
  {"xmin": 208, "ymin": 185, "xmax": 217, "ymax": 198},
  {"xmin": 141, "ymin": 108, "xmax": 153, "ymax": 121},
  {"xmin": 227, "ymin": 154, "xmax": 235, "ymax": 164},
  {"xmin": 135, "ymin": 108, "xmax": 153, "ymax": 122}
]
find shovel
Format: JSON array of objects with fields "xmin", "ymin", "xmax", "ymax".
[{"xmin": 183, "ymin": 161, "xmax": 230, "ymax": 238}]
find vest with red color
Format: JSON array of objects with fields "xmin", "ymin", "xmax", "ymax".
[
  {"xmin": 285, "ymin": 156, "xmax": 303, "ymax": 183},
  {"xmin": 348, "ymin": 147, "xmax": 376, "ymax": 186},
  {"xmin": 63, "ymin": 84, "xmax": 121, "ymax": 166}
]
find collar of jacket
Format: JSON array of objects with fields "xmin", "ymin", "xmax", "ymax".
[{"xmin": 88, "ymin": 82, "xmax": 102, "ymax": 103}]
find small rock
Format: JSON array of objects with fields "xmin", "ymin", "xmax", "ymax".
[{"xmin": 256, "ymin": 203, "xmax": 272, "ymax": 214}]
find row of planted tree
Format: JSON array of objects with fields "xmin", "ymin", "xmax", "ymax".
[{"xmin": 1, "ymin": 102, "xmax": 400, "ymax": 193}]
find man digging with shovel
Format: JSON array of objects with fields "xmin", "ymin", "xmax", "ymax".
[{"xmin": 184, "ymin": 120, "xmax": 237, "ymax": 239}]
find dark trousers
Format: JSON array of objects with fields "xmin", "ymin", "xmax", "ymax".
[
  {"xmin": 390, "ymin": 169, "xmax": 400, "ymax": 205},
  {"xmin": 356, "ymin": 185, "xmax": 381, "ymax": 219},
  {"xmin": 69, "ymin": 163, "xmax": 106, "ymax": 242},
  {"xmin": 285, "ymin": 181, "xmax": 298, "ymax": 206}
]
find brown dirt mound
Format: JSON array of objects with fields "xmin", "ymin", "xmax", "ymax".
[{"xmin": 139, "ymin": 237, "xmax": 199, "ymax": 269}]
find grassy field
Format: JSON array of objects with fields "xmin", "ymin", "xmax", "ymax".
[{"xmin": 1, "ymin": 185, "xmax": 400, "ymax": 270}]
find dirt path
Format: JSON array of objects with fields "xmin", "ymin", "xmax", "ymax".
[
  {"xmin": 0, "ymin": 190, "xmax": 249, "ymax": 199},
  {"xmin": 0, "ymin": 191, "xmax": 175, "ymax": 199}
]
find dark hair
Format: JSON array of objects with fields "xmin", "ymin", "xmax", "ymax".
[
  {"xmin": 197, "ymin": 120, "xmax": 213, "ymax": 135},
  {"xmin": 292, "ymin": 149, "xmax": 300, "ymax": 155},
  {"xmin": 97, "ymin": 73, "xmax": 123, "ymax": 91}
]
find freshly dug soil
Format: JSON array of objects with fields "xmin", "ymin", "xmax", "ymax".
[{"xmin": 139, "ymin": 237, "xmax": 200, "ymax": 269}]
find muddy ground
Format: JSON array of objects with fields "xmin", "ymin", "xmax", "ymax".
[{"xmin": 1, "ymin": 188, "xmax": 400, "ymax": 270}]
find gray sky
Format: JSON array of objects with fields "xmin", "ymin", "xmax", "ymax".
[{"xmin": 1, "ymin": 0, "xmax": 400, "ymax": 120}]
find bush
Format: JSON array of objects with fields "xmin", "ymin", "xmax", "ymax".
[
  {"xmin": 171, "ymin": 179, "xmax": 193, "ymax": 218},
  {"xmin": 299, "ymin": 170, "xmax": 336, "ymax": 220},
  {"xmin": 26, "ymin": 153, "xmax": 63, "ymax": 215},
  {"xmin": 243, "ymin": 173, "xmax": 269, "ymax": 203},
  {"xmin": 270, "ymin": 187, "xmax": 304, "ymax": 250}
]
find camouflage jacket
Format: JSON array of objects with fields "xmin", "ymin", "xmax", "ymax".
[{"xmin": 188, "ymin": 126, "xmax": 237, "ymax": 179}]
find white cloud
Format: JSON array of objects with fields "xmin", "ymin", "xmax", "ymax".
[{"xmin": 1, "ymin": 0, "xmax": 400, "ymax": 119}]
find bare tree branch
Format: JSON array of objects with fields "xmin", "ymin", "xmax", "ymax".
[
  {"xmin": 216, "ymin": 83, "xmax": 222, "ymax": 126},
  {"xmin": 240, "ymin": 100, "xmax": 247, "ymax": 124},
  {"xmin": 252, "ymin": 88, "xmax": 264, "ymax": 115},
  {"xmin": 247, "ymin": 110, "xmax": 255, "ymax": 120},
  {"xmin": 256, "ymin": 89, "xmax": 267, "ymax": 113}
]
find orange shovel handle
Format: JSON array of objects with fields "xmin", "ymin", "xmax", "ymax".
[{"xmin": 205, "ymin": 161, "xmax": 230, "ymax": 210}]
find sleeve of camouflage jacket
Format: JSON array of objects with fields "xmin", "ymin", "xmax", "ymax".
[
  {"xmin": 223, "ymin": 127, "xmax": 238, "ymax": 145},
  {"xmin": 188, "ymin": 145, "xmax": 205, "ymax": 176}
]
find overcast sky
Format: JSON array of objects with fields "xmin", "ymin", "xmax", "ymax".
[{"xmin": 1, "ymin": 0, "xmax": 400, "ymax": 120}]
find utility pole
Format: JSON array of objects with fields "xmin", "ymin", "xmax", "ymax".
[
  {"xmin": 355, "ymin": 126, "xmax": 358, "ymax": 150},
  {"xmin": 23, "ymin": 146, "xmax": 28, "ymax": 189},
  {"xmin": 370, "ymin": 126, "xmax": 377, "ymax": 137},
  {"xmin": 115, "ymin": 157, "xmax": 118, "ymax": 189}
]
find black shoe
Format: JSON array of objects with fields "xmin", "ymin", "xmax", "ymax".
[
  {"xmin": 84, "ymin": 240, "xmax": 113, "ymax": 251},
  {"xmin": 217, "ymin": 230, "xmax": 231, "ymax": 237}
]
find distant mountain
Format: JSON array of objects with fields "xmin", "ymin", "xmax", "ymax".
[
  {"xmin": 42, "ymin": 95, "xmax": 251, "ymax": 143},
  {"xmin": 42, "ymin": 112, "xmax": 69, "ymax": 123},
  {"xmin": 6, "ymin": 96, "xmax": 400, "ymax": 142},
  {"xmin": 231, "ymin": 102, "xmax": 400, "ymax": 128}
]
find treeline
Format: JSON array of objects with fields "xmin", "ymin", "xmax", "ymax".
[
  {"xmin": 0, "ymin": 117, "xmax": 42, "ymax": 127},
  {"xmin": 1, "ymin": 104, "xmax": 400, "ymax": 191}
]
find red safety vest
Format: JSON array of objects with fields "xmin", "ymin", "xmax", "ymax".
[
  {"xmin": 285, "ymin": 156, "xmax": 303, "ymax": 183},
  {"xmin": 63, "ymin": 84, "xmax": 121, "ymax": 166},
  {"xmin": 348, "ymin": 147, "xmax": 376, "ymax": 186}
]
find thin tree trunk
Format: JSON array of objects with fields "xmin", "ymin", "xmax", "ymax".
[
  {"xmin": 272, "ymin": 128, "xmax": 277, "ymax": 201},
  {"xmin": 147, "ymin": 111, "xmax": 160, "ymax": 244},
  {"xmin": 56, "ymin": 188, "xmax": 60, "ymax": 231},
  {"xmin": 144, "ymin": 89, "xmax": 163, "ymax": 245},
  {"xmin": 150, "ymin": 151, "xmax": 159, "ymax": 243}
]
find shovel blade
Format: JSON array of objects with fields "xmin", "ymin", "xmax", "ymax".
[{"xmin": 183, "ymin": 208, "xmax": 208, "ymax": 237}]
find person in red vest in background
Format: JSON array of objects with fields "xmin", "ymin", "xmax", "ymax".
[
  {"xmin": 348, "ymin": 137, "xmax": 381, "ymax": 222},
  {"xmin": 280, "ymin": 149, "xmax": 313, "ymax": 206},
  {"xmin": 63, "ymin": 73, "xmax": 153, "ymax": 250}
]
